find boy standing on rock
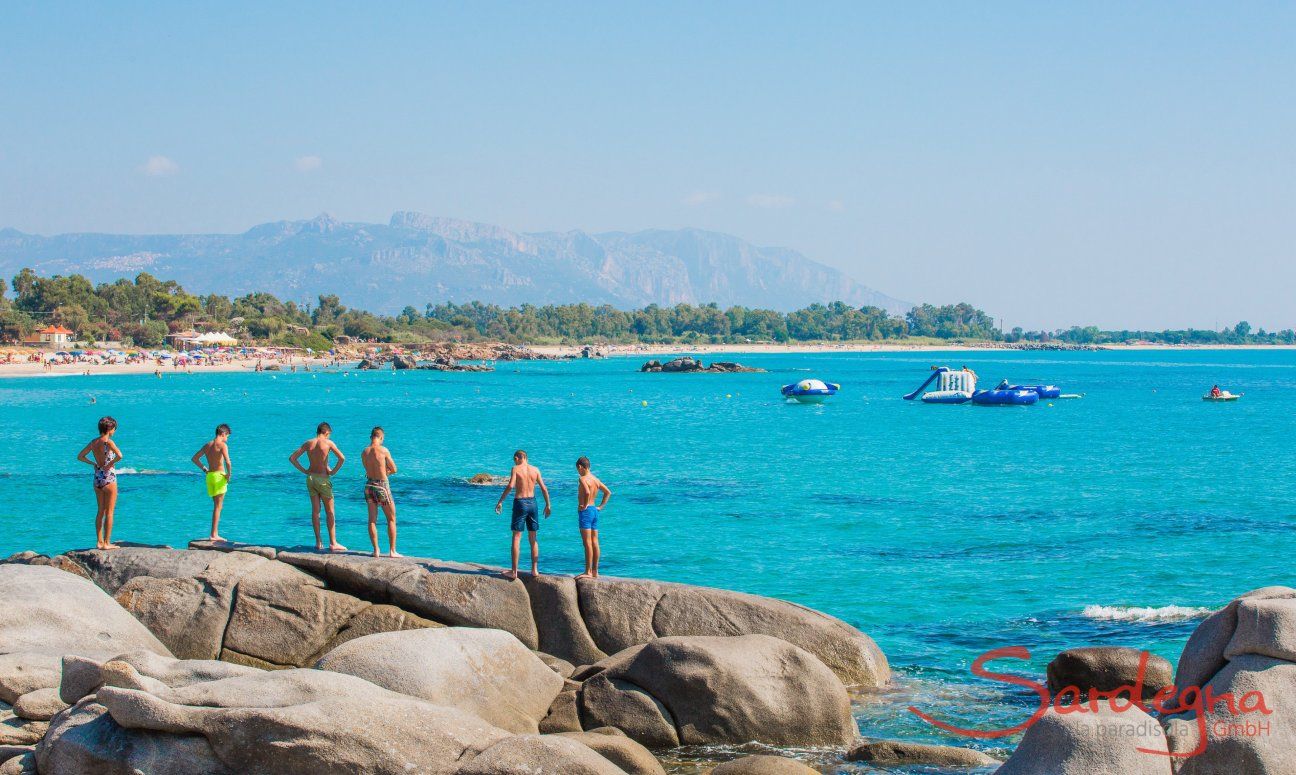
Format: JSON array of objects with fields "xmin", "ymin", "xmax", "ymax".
[
  {"xmin": 494, "ymin": 450, "xmax": 551, "ymax": 579},
  {"xmin": 361, "ymin": 426, "xmax": 400, "ymax": 558},
  {"xmin": 191, "ymin": 423, "xmax": 233, "ymax": 542},
  {"xmin": 575, "ymin": 456, "xmax": 611, "ymax": 579},
  {"xmin": 289, "ymin": 422, "xmax": 347, "ymax": 553}
]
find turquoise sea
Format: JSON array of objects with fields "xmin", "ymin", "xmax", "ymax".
[{"xmin": 2, "ymin": 349, "xmax": 1293, "ymax": 771}]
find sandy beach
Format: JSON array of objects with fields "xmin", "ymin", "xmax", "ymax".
[{"xmin": 0, "ymin": 357, "xmax": 338, "ymax": 379}]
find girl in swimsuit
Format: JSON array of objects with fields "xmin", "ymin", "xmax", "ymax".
[{"xmin": 77, "ymin": 416, "xmax": 123, "ymax": 550}]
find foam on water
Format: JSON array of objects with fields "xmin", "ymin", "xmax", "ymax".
[{"xmin": 1081, "ymin": 604, "xmax": 1215, "ymax": 622}]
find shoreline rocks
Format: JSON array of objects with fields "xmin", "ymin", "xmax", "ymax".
[{"xmin": 639, "ymin": 357, "xmax": 764, "ymax": 373}]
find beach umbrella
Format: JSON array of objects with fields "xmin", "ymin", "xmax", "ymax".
[{"xmin": 71, "ymin": 350, "xmax": 85, "ymax": 356}]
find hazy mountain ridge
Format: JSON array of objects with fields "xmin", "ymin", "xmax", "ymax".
[{"xmin": 0, "ymin": 213, "xmax": 910, "ymax": 314}]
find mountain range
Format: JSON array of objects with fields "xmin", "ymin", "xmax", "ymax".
[{"xmin": 0, "ymin": 213, "xmax": 910, "ymax": 314}]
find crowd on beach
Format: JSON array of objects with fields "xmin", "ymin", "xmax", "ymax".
[{"xmin": 76, "ymin": 417, "xmax": 612, "ymax": 580}]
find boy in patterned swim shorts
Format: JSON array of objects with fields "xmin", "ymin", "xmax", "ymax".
[{"xmin": 361, "ymin": 426, "xmax": 400, "ymax": 558}]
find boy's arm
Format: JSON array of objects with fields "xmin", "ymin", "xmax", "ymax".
[
  {"xmin": 385, "ymin": 449, "xmax": 397, "ymax": 475},
  {"xmin": 597, "ymin": 478, "xmax": 612, "ymax": 509},
  {"xmin": 288, "ymin": 444, "xmax": 308, "ymax": 473},
  {"xmin": 222, "ymin": 445, "xmax": 233, "ymax": 478},
  {"xmin": 537, "ymin": 471, "xmax": 551, "ymax": 517},
  {"xmin": 329, "ymin": 442, "xmax": 345, "ymax": 475},
  {"xmin": 191, "ymin": 446, "xmax": 208, "ymax": 473},
  {"xmin": 495, "ymin": 471, "xmax": 515, "ymax": 514}
]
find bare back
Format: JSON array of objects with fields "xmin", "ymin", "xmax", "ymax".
[
  {"xmin": 511, "ymin": 463, "xmax": 541, "ymax": 497},
  {"xmin": 578, "ymin": 473, "xmax": 604, "ymax": 509},
  {"xmin": 300, "ymin": 437, "xmax": 337, "ymax": 475},
  {"xmin": 199, "ymin": 439, "xmax": 229, "ymax": 474},
  {"xmin": 362, "ymin": 444, "xmax": 395, "ymax": 480}
]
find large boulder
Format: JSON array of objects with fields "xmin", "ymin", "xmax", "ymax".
[
  {"xmin": 579, "ymin": 635, "xmax": 855, "ymax": 747},
  {"xmin": 995, "ymin": 705, "xmax": 1171, "ymax": 775},
  {"xmin": 554, "ymin": 729, "xmax": 665, "ymax": 775},
  {"xmin": 0, "ymin": 564, "xmax": 171, "ymax": 707},
  {"xmin": 711, "ymin": 755, "xmax": 818, "ymax": 774},
  {"xmin": 456, "ymin": 734, "xmax": 626, "ymax": 775},
  {"xmin": 1046, "ymin": 647, "xmax": 1173, "ymax": 700},
  {"xmin": 577, "ymin": 577, "xmax": 888, "ymax": 687},
  {"xmin": 37, "ymin": 665, "xmax": 513, "ymax": 774},
  {"xmin": 1173, "ymin": 586, "xmax": 1296, "ymax": 693},
  {"xmin": 316, "ymin": 627, "xmax": 563, "ymax": 734},
  {"xmin": 847, "ymin": 739, "xmax": 998, "ymax": 767}
]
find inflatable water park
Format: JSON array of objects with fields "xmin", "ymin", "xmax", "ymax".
[
  {"xmin": 903, "ymin": 366, "xmax": 1081, "ymax": 405},
  {"xmin": 782, "ymin": 378, "xmax": 840, "ymax": 404}
]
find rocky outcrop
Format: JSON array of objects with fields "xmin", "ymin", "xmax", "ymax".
[
  {"xmin": 3, "ymin": 544, "xmax": 893, "ymax": 771},
  {"xmin": 39, "ymin": 664, "xmax": 515, "ymax": 774},
  {"xmin": 847, "ymin": 739, "xmax": 997, "ymax": 767},
  {"xmin": 1046, "ymin": 646, "xmax": 1173, "ymax": 700},
  {"xmin": 996, "ymin": 705, "xmax": 1171, "ymax": 775},
  {"xmin": 577, "ymin": 635, "xmax": 856, "ymax": 747},
  {"xmin": 640, "ymin": 357, "xmax": 764, "ymax": 373},
  {"xmin": 1164, "ymin": 588, "xmax": 1296, "ymax": 774},
  {"xmin": 315, "ymin": 628, "xmax": 564, "ymax": 734}
]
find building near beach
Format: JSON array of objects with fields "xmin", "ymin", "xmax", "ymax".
[{"xmin": 22, "ymin": 325, "xmax": 74, "ymax": 347}]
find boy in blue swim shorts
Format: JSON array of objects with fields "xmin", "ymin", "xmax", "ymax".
[
  {"xmin": 575, "ymin": 456, "xmax": 612, "ymax": 579},
  {"xmin": 494, "ymin": 450, "xmax": 551, "ymax": 580}
]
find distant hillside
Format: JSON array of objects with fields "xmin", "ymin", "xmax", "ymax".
[{"xmin": 0, "ymin": 213, "xmax": 910, "ymax": 314}]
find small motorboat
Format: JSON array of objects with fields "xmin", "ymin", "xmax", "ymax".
[
  {"xmin": 782, "ymin": 379, "xmax": 839, "ymax": 404},
  {"xmin": 1202, "ymin": 391, "xmax": 1242, "ymax": 402}
]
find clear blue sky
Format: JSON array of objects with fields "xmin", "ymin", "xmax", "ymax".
[{"xmin": 2, "ymin": 2, "xmax": 1293, "ymax": 330}]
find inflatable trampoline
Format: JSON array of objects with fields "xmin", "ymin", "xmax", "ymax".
[{"xmin": 782, "ymin": 379, "xmax": 840, "ymax": 404}]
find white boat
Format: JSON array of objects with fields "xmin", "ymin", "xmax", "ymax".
[{"xmin": 1202, "ymin": 391, "xmax": 1241, "ymax": 402}]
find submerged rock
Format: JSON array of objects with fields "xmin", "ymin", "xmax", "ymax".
[{"xmin": 640, "ymin": 357, "xmax": 764, "ymax": 373}]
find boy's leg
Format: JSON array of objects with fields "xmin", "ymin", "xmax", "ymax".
[
  {"xmin": 528, "ymin": 531, "xmax": 539, "ymax": 576},
  {"xmin": 506, "ymin": 531, "xmax": 521, "ymax": 580},
  {"xmin": 577, "ymin": 529, "xmax": 594, "ymax": 578},
  {"xmin": 591, "ymin": 530, "xmax": 600, "ymax": 577},
  {"xmin": 324, "ymin": 497, "xmax": 346, "ymax": 552},
  {"xmin": 367, "ymin": 501, "xmax": 379, "ymax": 557},
  {"xmin": 210, "ymin": 494, "xmax": 225, "ymax": 540},
  {"xmin": 310, "ymin": 492, "xmax": 323, "ymax": 550},
  {"xmin": 384, "ymin": 502, "xmax": 399, "ymax": 557}
]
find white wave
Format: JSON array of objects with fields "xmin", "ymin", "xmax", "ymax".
[
  {"xmin": 113, "ymin": 468, "xmax": 180, "ymax": 475},
  {"xmin": 1082, "ymin": 604, "xmax": 1214, "ymax": 622}
]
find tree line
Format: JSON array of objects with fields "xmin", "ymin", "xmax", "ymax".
[{"xmin": 0, "ymin": 268, "xmax": 1287, "ymax": 348}]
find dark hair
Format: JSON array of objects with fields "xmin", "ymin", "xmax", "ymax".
[
  {"xmin": 97, "ymin": 416, "xmax": 117, "ymax": 434},
  {"xmin": 317, "ymin": 422, "xmax": 332, "ymax": 435},
  {"xmin": 371, "ymin": 426, "xmax": 384, "ymax": 439},
  {"xmin": 576, "ymin": 456, "xmax": 590, "ymax": 470},
  {"xmin": 216, "ymin": 423, "xmax": 231, "ymax": 437},
  {"xmin": 513, "ymin": 449, "xmax": 527, "ymax": 461}
]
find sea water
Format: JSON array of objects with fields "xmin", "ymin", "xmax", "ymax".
[{"xmin": 2, "ymin": 349, "xmax": 1293, "ymax": 771}]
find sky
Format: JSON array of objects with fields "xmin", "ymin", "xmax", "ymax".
[{"xmin": 1, "ymin": 2, "xmax": 1293, "ymax": 330}]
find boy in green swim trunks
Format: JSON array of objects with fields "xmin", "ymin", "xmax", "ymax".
[
  {"xmin": 191, "ymin": 424, "xmax": 233, "ymax": 542},
  {"xmin": 289, "ymin": 422, "xmax": 348, "ymax": 552}
]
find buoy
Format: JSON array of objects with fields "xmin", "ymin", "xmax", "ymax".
[
  {"xmin": 726, "ymin": 394, "xmax": 732, "ymax": 398},
  {"xmin": 641, "ymin": 400, "xmax": 648, "ymax": 407}
]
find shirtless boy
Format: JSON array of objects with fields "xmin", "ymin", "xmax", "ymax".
[
  {"xmin": 191, "ymin": 424, "xmax": 232, "ymax": 541},
  {"xmin": 575, "ymin": 456, "xmax": 612, "ymax": 579},
  {"xmin": 289, "ymin": 422, "xmax": 347, "ymax": 552},
  {"xmin": 77, "ymin": 416, "xmax": 123, "ymax": 550},
  {"xmin": 361, "ymin": 426, "xmax": 400, "ymax": 558},
  {"xmin": 494, "ymin": 450, "xmax": 551, "ymax": 579}
]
